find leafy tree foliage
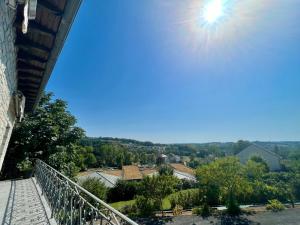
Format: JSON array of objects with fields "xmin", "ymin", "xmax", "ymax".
[
  {"xmin": 249, "ymin": 155, "xmax": 269, "ymax": 172},
  {"xmin": 137, "ymin": 175, "xmax": 179, "ymax": 214},
  {"xmin": 107, "ymin": 180, "xmax": 139, "ymax": 202},
  {"xmin": 135, "ymin": 195, "xmax": 159, "ymax": 217},
  {"xmin": 80, "ymin": 177, "xmax": 107, "ymax": 202},
  {"xmin": 196, "ymin": 157, "xmax": 252, "ymax": 212},
  {"xmin": 2, "ymin": 92, "xmax": 85, "ymax": 178},
  {"xmin": 169, "ymin": 189, "xmax": 201, "ymax": 209},
  {"xmin": 158, "ymin": 165, "xmax": 174, "ymax": 176},
  {"xmin": 245, "ymin": 159, "xmax": 268, "ymax": 181}
]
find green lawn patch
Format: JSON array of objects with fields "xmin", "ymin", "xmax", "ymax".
[
  {"xmin": 110, "ymin": 189, "xmax": 198, "ymax": 211},
  {"xmin": 110, "ymin": 199, "xmax": 135, "ymax": 210}
]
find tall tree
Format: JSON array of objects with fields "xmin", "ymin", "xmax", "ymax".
[
  {"xmin": 2, "ymin": 92, "xmax": 85, "ymax": 178},
  {"xmin": 196, "ymin": 157, "xmax": 252, "ymax": 214}
]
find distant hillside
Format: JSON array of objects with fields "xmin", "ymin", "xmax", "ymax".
[
  {"xmin": 81, "ymin": 136, "xmax": 162, "ymax": 146},
  {"xmin": 81, "ymin": 137, "xmax": 300, "ymax": 158}
]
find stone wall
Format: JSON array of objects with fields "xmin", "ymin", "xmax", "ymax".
[{"xmin": 0, "ymin": 1, "xmax": 17, "ymax": 171}]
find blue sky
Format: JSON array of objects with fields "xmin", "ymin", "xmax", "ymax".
[{"xmin": 47, "ymin": 0, "xmax": 300, "ymax": 143}]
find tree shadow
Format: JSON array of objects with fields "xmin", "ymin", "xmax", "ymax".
[
  {"xmin": 1, "ymin": 180, "xmax": 15, "ymax": 225},
  {"xmin": 136, "ymin": 216, "xmax": 173, "ymax": 225},
  {"xmin": 216, "ymin": 215, "xmax": 260, "ymax": 225}
]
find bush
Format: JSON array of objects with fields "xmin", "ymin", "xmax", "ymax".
[
  {"xmin": 172, "ymin": 205, "xmax": 183, "ymax": 216},
  {"xmin": 177, "ymin": 179, "xmax": 197, "ymax": 190},
  {"xmin": 80, "ymin": 177, "xmax": 107, "ymax": 203},
  {"xmin": 158, "ymin": 165, "xmax": 174, "ymax": 176},
  {"xmin": 135, "ymin": 195, "xmax": 159, "ymax": 217},
  {"xmin": 107, "ymin": 180, "xmax": 139, "ymax": 202},
  {"xmin": 226, "ymin": 192, "xmax": 241, "ymax": 215},
  {"xmin": 169, "ymin": 189, "xmax": 200, "ymax": 209},
  {"xmin": 120, "ymin": 204, "xmax": 138, "ymax": 217},
  {"xmin": 266, "ymin": 199, "xmax": 285, "ymax": 212},
  {"xmin": 192, "ymin": 203, "xmax": 210, "ymax": 217},
  {"xmin": 192, "ymin": 207, "xmax": 201, "ymax": 215},
  {"xmin": 17, "ymin": 159, "xmax": 33, "ymax": 178},
  {"xmin": 201, "ymin": 203, "xmax": 210, "ymax": 217}
]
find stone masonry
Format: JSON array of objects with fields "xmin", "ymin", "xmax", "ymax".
[{"xmin": 0, "ymin": 1, "xmax": 18, "ymax": 171}]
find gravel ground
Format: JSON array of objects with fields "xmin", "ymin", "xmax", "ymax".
[{"xmin": 137, "ymin": 208, "xmax": 300, "ymax": 225}]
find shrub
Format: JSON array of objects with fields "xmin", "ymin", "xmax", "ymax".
[
  {"xmin": 178, "ymin": 179, "xmax": 197, "ymax": 190},
  {"xmin": 135, "ymin": 195, "xmax": 159, "ymax": 217},
  {"xmin": 158, "ymin": 165, "xmax": 174, "ymax": 176},
  {"xmin": 226, "ymin": 192, "xmax": 241, "ymax": 215},
  {"xmin": 266, "ymin": 199, "xmax": 285, "ymax": 212},
  {"xmin": 172, "ymin": 205, "xmax": 183, "ymax": 216},
  {"xmin": 107, "ymin": 180, "xmax": 139, "ymax": 202},
  {"xmin": 17, "ymin": 159, "xmax": 33, "ymax": 177},
  {"xmin": 169, "ymin": 189, "xmax": 200, "ymax": 209},
  {"xmin": 121, "ymin": 204, "xmax": 138, "ymax": 217},
  {"xmin": 192, "ymin": 207, "xmax": 201, "ymax": 215},
  {"xmin": 192, "ymin": 203, "xmax": 210, "ymax": 217},
  {"xmin": 80, "ymin": 177, "xmax": 107, "ymax": 203},
  {"xmin": 201, "ymin": 203, "xmax": 210, "ymax": 217}
]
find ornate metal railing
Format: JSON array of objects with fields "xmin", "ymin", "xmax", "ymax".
[{"xmin": 34, "ymin": 159, "xmax": 138, "ymax": 225}]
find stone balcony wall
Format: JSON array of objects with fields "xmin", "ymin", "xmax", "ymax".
[{"xmin": 0, "ymin": 1, "xmax": 18, "ymax": 170}]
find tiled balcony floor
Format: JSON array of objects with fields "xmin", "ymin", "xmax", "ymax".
[{"xmin": 0, "ymin": 178, "xmax": 56, "ymax": 225}]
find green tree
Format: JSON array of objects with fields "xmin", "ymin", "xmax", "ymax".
[
  {"xmin": 80, "ymin": 177, "xmax": 107, "ymax": 203},
  {"xmin": 245, "ymin": 159, "xmax": 268, "ymax": 181},
  {"xmin": 250, "ymin": 155, "xmax": 269, "ymax": 172},
  {"xmin": 138, "ymin": 175, "xmax": 179, "ymax": 214},
  {"xmin": 196, "ymin": 157, "xmax": 252, "ymax": 214},
  {"xmin": 3, "ymin": 92, "xmax": 85, "ymax": 178},
  {"xmin": 107, "ymin": 180, "xmax": 139, "ymax": 202},
  {"xmin": 158, "ymin": 165, "xmax": 174, "ymax": 176}
]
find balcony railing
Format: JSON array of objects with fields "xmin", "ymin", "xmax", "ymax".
[{"xmin": 34, "ymin": 159, "xmax": 138, "ymax": 225}]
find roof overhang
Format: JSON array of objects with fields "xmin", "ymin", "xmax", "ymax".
[{"xmin": 14, "ymin": 0, "xmax": 82, "ymax": 112}]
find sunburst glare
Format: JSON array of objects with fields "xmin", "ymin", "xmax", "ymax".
[{"xmin": 203, "ymin": 0, "xmax": 224, "ymax": 24}]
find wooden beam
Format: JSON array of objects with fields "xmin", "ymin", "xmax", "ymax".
[
  {"xmin": 15, "ymin": 22, "xmax": 56, "ymax": 38},
  {"xmin": 17, "ymin": 61, "xmax": 45, "ymax": 71},
  {"xmin": 38, "ymin": 1, "xmax": 64, "ymax": 16},
  {"xmin": 18, "ymin": 69, "xmax": 44, "ymax": 75},
  {"xmin": 18, "ymin": 50, "xmax": 48, "ymax": 64},
  {"xmin": 23, "ymin": 93, "xmax": 37, "ymax": 99},
  {"xmin": 18, "ymin": 72, "xmax": 43, "ymax": 80},
  {"xmin": 18, "ymin": 82, "xmax": 40, "ymax": 89},
  {"xmin": 18, "ymin": 58, "xmax": 46, "ymax": 68},
  {"xmin": 22, "ymin": 90, "xmax": 38, "ymax": 95},
  {"xmin": 16, "ymin": 36, "xmax": 51, "ymax": 54},
  {"xmin": 19, "ymin": 79, "xmax": 41, "ymax": 87}
]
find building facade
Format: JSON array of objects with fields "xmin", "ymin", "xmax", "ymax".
[
  {"xmin": 0, "ymin": 0, "xmax": 82, "ymax": 171},
  {"xmin": 0, "ymin": 1, "xmax": 18, "ymax": 170}
]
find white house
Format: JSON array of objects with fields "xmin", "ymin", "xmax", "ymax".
[{"xmin": 236, "ymin": 144, "xmax": 281, "ymax": 171}]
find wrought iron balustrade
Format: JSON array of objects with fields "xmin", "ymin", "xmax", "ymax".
[{"xmin": 34, "ymin": 159, "xmax": 138, "ymax": 225}]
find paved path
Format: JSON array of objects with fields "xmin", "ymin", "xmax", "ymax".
[
  {"xmin": 138, "ymin": 208, "xmax": 300, "ymax": 225},
  {"xmin": 0, "ymin": 178, "xmax": 56, "ymax": 225}
]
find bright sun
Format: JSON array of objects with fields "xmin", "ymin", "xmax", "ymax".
[{"xmin": 203, "ymin": 0, "xmax": 224, "ymax": 24}]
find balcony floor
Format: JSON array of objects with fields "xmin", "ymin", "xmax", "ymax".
[{"xmin": 0, "ymin": 178, "xmax": 56, "ymax": 225}]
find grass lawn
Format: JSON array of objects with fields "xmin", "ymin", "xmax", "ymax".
[
  {"xmin": 110, "ymin": 199, "xmax": 136, "ymax": 210},
  {"xmin": 110, "ymin": 189, "xmax": 198, "ymax": 211},
  {"xmin": 110, "ymin": 197, "xmax": 171, "ymax": 211}
]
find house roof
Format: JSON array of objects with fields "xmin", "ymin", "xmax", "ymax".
[
  {"xmin": 140, "ymin": 168, "xmax": 157, "ymax": 176},
  {"xmin": 15, "ymin": 0, "xmax": 82, "ymax": 112},
  {"xmin": 102, "ymin": 169, "xmax": 122, "ymax": 177},
  {"xmin": 238, "ymin": 144, "xmax": 281, "ymax": 159},
  {"xmin": 122, "ymin": 165, "xmax": 143, "ymax": 180},
  {"xmin": 170, "ymin": 163, "xmax": 195, "ymax": 175}
]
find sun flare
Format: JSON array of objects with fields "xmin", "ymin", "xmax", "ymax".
[{"xmin": 203, "ymin": 0, "xmax": 224, "ymax": 24}]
